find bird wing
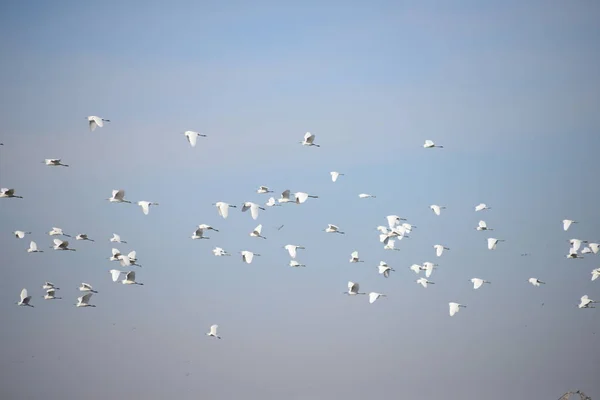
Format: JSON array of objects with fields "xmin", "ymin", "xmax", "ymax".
[
  {"xmin": 473, "ymin": 279, "xmax": 483, "ymax": 289},
  {"xmin": 139, "ymin": 202, "xmax": 150, "ymax": 215},
  {"xmin": 295, "ymin": 192, "xmax": 308, "ymax": 204},
  {"xmin": 241, "ymin": 202, "xmax": 251, "ymax": 212},
  {"xmin": 563, "ymin": 220, "xmax": 571, "ymax": 231},
  {"xmin": 126, "ymin": 271, "xmax": 136, "ymax": 281},
  {"xmin": 303, "ymin": 132, "xmax": 313, "ymax": 142},
  {"xmin": 110, "ymin": 270, "xmax": 121, "ymax": 282},
  {"xmin": 82, "ymin": 293, "xmax": 93, "ymax": 303},
  {"xmin": 330, "ymin": 172, "xmax": 338, "ymax": 182},
  {"xmin": 250, "ymin": 204, "xmax": 259, "ymax": 220},
  {"xmin": 244, "ymin": 252, "xmax": 254, "ymax": 263},
  {"xmin": 435, "ymin": 245, "xmax": 443, "ymax": 257},
  {"xmin": 351, "ymin": 251, "xmax": 358, "ymax": 259},
  {"xmin": 478, "ymin": 220, "xmax": 487, "ymax": 228},
  {"xmin": 185, "ymin": 131, "xmax": 198, "ymax": 147},
  {"xmin": 286, "ymin": 245, "xmax": 297, "ymax": 259},
  {"xmin": 119, "ymin": 255, "xmax": 131, "ymax": 266},
  {"xmin": 369, "ymin": 293, "xmax": 379, "ymax": 304},
  {"xmin": 53, "ymin": 238, "xmax": 63, "ymax": 246},
  {"xmin": 210, "ymin": 325, "xmax": 218, "ymax": 335},
  {"xmin": 20, "ymin": 288, "xmax": 27, "ymax": 301},
  {"xmin": 218, "ymin": 203, "xmax": 229, "ymax": 218},
  {"xmin": 29, "ymin": 241, "xmax": 37, "ymax": 250},
  {"xmin": 112, "ymin": 248, "xmax": 121, "ymax": 256},
  {"xmin": 89, "ymin": 119, "xmax": 98, "ymax": 131}
]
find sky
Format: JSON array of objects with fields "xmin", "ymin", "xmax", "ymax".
[{"xmin": 0, "ymin": 0, "xmax": 599, "ymax": 399}]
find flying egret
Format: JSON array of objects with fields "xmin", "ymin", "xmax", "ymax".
[
  {"xmin": 14, "ymin": 230, "xmax": 31, "ymax": 239},
  {"xmin": 358, "ymin": 193, "xmax": 376, "ymax": 199},
  {"xmin": 475, "ymin": 203, "xmax": 491, "ymax": 212},
  {"xmin": 50, "ymin": 239, "xmax": 75, "ymax": 251},
  {"xmin": 109, "ymin": 269, "xmax": 122, "ymax": 282},
  {"xmin": 476, "ymin": 220, "xmax": 493, "ymax": 231},
  {"xmin": 284, "ymin": 244, "xmax": 305, "ymax": 259},
  {"xmin": 344, "ymin": 281, "xmax": 366, "ymax": 295},
  {"xmin": 423, "ymin": 139, "xmax": 443, "ymax": 148},
  {"xmin": 487, "ymin": 238, "xmax": 505, "ymax": 250},
  {"xmin": 207, "ymin": 324, "xmax": 221, "ymax": 339},
  {"xmin": 377, "ymin": 261, "xmax": 395, "ymax": 278},
  {"xmin": 78, "ymin": 283, "xmax": 98, "ymax": 293},
  {"xmin": 48, "ymin": 227, "xmax": 71, "ymax": 237},
  {"xmin": 213, "ymin": 202, "xmax": 237, "ymax": 219},
  {"xmin": 324, "ymin": 224, "xmax": 345, "ymax": 234},
  {"xmin": 212, "ymin": 247, "xmax": 230, "ymax": 256},
  {"xmin": 122, "ymin": 271, "xmax": 143, "ymax": 285},
  {"xmin": 0, "ymin": 188, "xmax": 23, "ymax": 198},
  {"xmin": 470, "ymin": 278, "xmax": 491, "ymax": 289},
  {"xmin": 87, "ymin": 116, "xmax": 110, "ymax": 131},
  {"xmin": 42, "ymin": 282, "xmax": 59, "ymax": 290},
  {"xmin": 42, "ymin": 158, "xmax": 69, "ymax": 167},
  {"xmin": 250, "ymin": 224, "xmax": 267, "ymax": 239},
  {"xmin": 107, "ymin": 189, "xmax": 131, "ymax": 203},
  {"xmin": 369, "ymin": 292, "xmax": 386, "ymax": 304},
  {"xmin": 578, "ymin": 295, "xmax": 597, "ymax": 309},
  {"xmin": 278, "ymin": 190, "xmax": 293, "ymax": 204},
  {"xmin": 183, "ymin": 131, "xmax": 207, "ymax": 147},
  {"xmin": 192, "ymin": 227, "xmax": 210, "ymax": 240},
  {"xmin": 27, "ymin": 241, "xmax": 43, "ymax": 253},
  {"xmin": 257, "ymin": 186, "xmax": 273, "ymax": 194},
  {"xmin": 589, "ymin": 243, "xmax": 599, "ymax": 254},
  {"xmin": 416, "ymin": 277, "xmax": 434, "ymax": 288},
  {"xmin": 434, "ymin": 244, "xmax": 450, "ymax": 257},
  {"xmin": 300, "ymin": 132, "xmax": 320, "ymax": 147},
  {"xmin": 240, "ymin": 250, "xmax": 260, "ymax": 264},
  {"xmin": 44, "ymin": 288, "xmax": 61, "ymax": 300},
  {"xmin": 449, "ymin": 302, "xmax": 466, "ymax": 317},
  {"xmin": 242, "ymin": 202, "xmax": 265, "ymax": 220},
  {"xmin": 330, "ymin": 171, "xmax": 344, "ymax": 182},
  {"xmin": 289, "ymin": 260, "xmax": 306, "ymax": 268},
  {"xmin": 110, "ymin": 233, "xmax": 127, "ymax": 244},
  {"xmin": 528, "ymin": 278, "xmax": 545, "ymax": 286},
  {"xmin": 265, "ymin": 197, "xmax": 280, "ymax": 207},
  {"xmin": 294, "ymin": 192, "xmax": 319, "ymax": 204},
  {"xmin": 137, "ymin": 201, "xmax": 159, "ymax": 215},
  {"xmin": 430, "ymin": 205, "xmax": 446, "ymax": 216},
  {"xmin": 422, "ymin": 262, "xmax": 438, "ymax": 278},
  {"xmin": 562, "ymin": 219, "xmax": 578, "ymax": 231},
  {"xmin": 569, "ymin": 239, "xmax": 587, "ymax": 252},
  {"xmin": 16, "ymin": 288, "xmax": 33, "ymax": 307},
  {"xmin": 384, "ymin": 239, "xmax": 401, "ymax": 251},
  {"xmin": 349, "ymin": 251, "xmax": 363, "ymax": 263},
  {"xmin": 75, "ymin": 293, "xmax": 95, "ymax": 307},
  {"xmin": 75, "ymin": 234, "xmax": 95, "ymax": 242},
  {"xmin": 590, "ymin": 268, "xmax": 600, "ymax": 281}
]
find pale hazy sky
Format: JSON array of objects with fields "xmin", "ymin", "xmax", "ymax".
[{"xmin": 1, "ymin": 1, "xmax": 599, "ymax": 399}]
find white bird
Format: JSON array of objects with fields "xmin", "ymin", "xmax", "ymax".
[
  {"xmin": 569, "ymin": 239, "xmax": 587, "ymax": 252},
  {"xmin": 75, "ymin": 233, "xmax": 94, "ymax": 242},
  {"xmin": 14, "ymin": 230, "xmax": 31, "ymax": 239},
  {"xmin": 434, "ymin": 244, "xmax": 450, "ymax": 257},
  {"xmin": 242, "ymin": 202, "xmax": 265, "ymax": 220},
  {"xmin": 487, "ymin": 238, "xmax": 505, "ymax": 250},
  {"xmin": 422, "ymin": 262, "xmax": 438, "ymax": 278},
  {"xmin": 324, "ymin": 224, "xmax": 345, "ymax": 234},
  {"xmin": 562, "ymin": 219, "xmax": 578, "ymax": 231},
  {"xmin": 48, "ymin": 227, "xmax": 71, "ymax": 237},
  {"xmin": 109, "ymin": 269, "xmax": 123, "ymax": 282},
  {"xmin": 589, "ymin": 243, "xmax": 599, "ymax": 254},
  {"xmin": 240, "ymin": 250, "xmax": 260, "ymax": 264},
  {"xmin": 470, "ymin": 278, "xmax": 491, "ymax": 290},
  {"xmin": 590, "ymin": 268, "xmax": 600, "ymax": 281},
  {"xmin": 289, "ymin": 260, "xmax": 306, "ymax": 268},
  {"xmin": 110, "ymin": 233, "xmax": 127, "ymax": 244},
  {"xmin": 278, "ymin": 189, "xmax": 293, "ymax": 204},
  {"xmin": 358, "ymin": 193, "xmax": 376, "ymax": 199},
  {"xmin": 423, "ymin": 139, "xmax": 443, "ymax": 148},
  {"xmin": 294, "ymin": 192, "xmax": 319, "ymax": 204},
  {"xmin": 75, "ymin": 293, "xmax": 95, "ymax": 307},
  {"xmin": 430, "ymin": 205, "xmax": 446, "ymax": 216},
  {"xmin": 476, "ymin": 220, "xmax": 492, "ymax": 231},
  {"xmin": 192, "ymin": 227, "xmax": 210, "ymax": 240},
  {"xmin": 122, "ymin": 271, "xmax": 143, "ymax": 285},
  {"xmin": 284, "ymin": 244, "xmax": 305, "ymax": 259},
  {"xmin": 42, "ymin": 158, "xmax": 69, "ymax": 167},
  {"xmin": 578, "ymin": 295, "xmax": 597, "ymax": 309},
  {"xmin": 137, "ymin": 201, "xmax": 159, "ymax": 215},
  {"xmin": 51, "ymin": 239, "xmax": 76, "ymax": 251},
  {"xmin": 107, "ymin": 189, "xmax": 131, "ymax": 204},
  {"xmin": 377, "ymin": 261, "xmax": 395, "ymax": 278},
  {"xmin": 42, "ymin": 282, "xmax": 59, "ymax": 290},
  {"xmin": 183, "ymin": 131, "xmax": 207, "ymax": 147},
  {"xmin": 44, "ymin": 288, "xmax": 61, "ymax": 300},
  {"xmin": 344, "ymin": 281, "xmax": 366, "ymax": 295},
  {"xmin": 78, "ymin": 283, "xmax": 98, "ymax": 293},
  {"xmin": 16, "ymin": 288, "xmax": 33, "ymax": 307},
  {"xmin": 206, "ymin": 324, "xmax": 221, "ymax": 339},
  {"xmin": 416, "ymin": 277, "xmax": 434, "ymax": 288},
  {"xmin": 212, "ymin": 247, "xmax": 230, "ymax": 256},
  {"xmin": 87, "ymin": 116, "xmax": 110, "ymax": 131},
  {"xmin": 449, "ymin": 302, "xmax": 466, "ymax": 317},
  {"xmin": 475, "ymin": 203, "xmax": 491, "ymax": 212},
  {"xmin": 349, "ymin": 251, "xmax": 363, "ymax": 263},
  {"xmin": 528, "ymin": 278, "xmax": 545, "ymax": 287},
  {"xmin": 257, "ymin": 186, "xmax": 273, "ymax": 194},
  {"xmin": 250, "ymin": 224, "xmax": 267, "ymax": 239},
  {"xmin": 368, "ymin": 292, "xmax": 386, "ymax": 304},
  {"xmin": 300, "ymin": 132, "xmax": 320, "ymax": 147},
  {"xmin": 383, "ymin": 239, "xmax": 401, "ymax": 251},
  {"xmin": 27, "ymin": 241, "xmax": 43, "ymax": 253},
  {"xmin": 213, "ymin": 201, "xmax": 237, "ymax": 219},
  {"xmin": 0, "ymin": 188, "xmax": 23, "ymax": 198},
  {"xmin": 265, "ymin": 197, "xmax": 280, "ymax": 207},
  {"xmin": 330, "ymin": 171, "xmax": 344, "ymax": 182}
]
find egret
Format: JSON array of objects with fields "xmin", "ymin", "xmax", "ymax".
[
  {"xmin": 569, "ymin": 239, "xmax": 587, "ymax": 252},
  {"xmin": 122, "ymin": 271, "xmax": 143, "ymax": 285},
  {"xmin": 206, "ymin": 324, "xmax": 221, "ymax": 339},
  {"xmin": 107, "ymin": 189, "xmax": 131, "ymax": 204},
  {"xmin": 476, "ymin": 220, "xmax": 493, "ymax": 231},
  {"xmin": 562, "ymin": 219, "xmax": 578, "ymax": 231},
  {"xmin": 330, "ymin": 171, "xmax": 344, "ymax": 182},
  {"xmin": 191, "ymin": 227, "xmax": 209, "ymax": 240},
  {"xmin": 487, "ymin": 238, "xmax": 505, "ymax": 250},
  {"xmin": 0, "ymin": 188, "xmax": 23, "ymax": 198},
  {"xmin": 242, "ymin": 202, "xmax": 265, "ymax": 220},
  {"xmin": 384, "ymin": 239, "xmax": 401, "ymax": 251},
  {"xmin": 16, "ymin": 288, "xmax": 33, "ymax": 307},
  {"xmin": 212, "ymin": 247, "xmax": 231, "ymax": 256},
  {"xmin": 278, "ymin": 190, "xmax": 293, "ymax": 204},
  {"xmin": 591, "ymin": 268, "xmax": 600, "ymax": 281},
  {"xmin": 78, "ymin": 283, "xmax": 98, "ymax": 293},
  {"xmin": 416, "ymin": 277, "xmax": 434, "ymax": 288},
  {"xmin": 470, "ymin": 278, "xmax": 491, "ymax": 289},
  {"xmin": 87, "ymin": 116, "xmax": 110, "ymax": 131},
  {"xmin": 250, "ymin": 224, "xmax": 267, "ymax": 239},
  {"xmin": 377, "ymin": 262, "xmax": 395, "ymax": 278},
  {"xmin": 344, "ymin": 281, "xmax": 366, "ymax": 295},
  {"xmin": 294, "ymin": 192, "xmax": 319, "ymax": 204},
  {"xmin": 289, "ymin": 260, "xmax": 306, "ymax": 268},
  {"xmin": 528, "ymin": 278, "xmax": 545, "ymax": 287},
  {"xmin": 50, "ymin": 239, "xmax": 76, "ymax": 251},
  {"xmin": 48, "ymin": 227, "xmax": 71, "ymax": 237},
  {"xmin": 300, "ymin": 132, "xmax": 320, "ymax": 147},
  {"xmin": 349, "ymin": 251, "xmax": 363, "ymax": 263},
  {"xmin": 589, "ymin": 243, "xmax": 599, "ymax": 254},
  {"xmin": 137, "ymin": 201, "xmax": 159, "ymax": 215},
  {"xmin": 42, "ymin": 159, "xmax": 69, "ymax": 167},
  {"xmin": 109, "ymin": 269, "xmax": 122, "ymax": 282},
  {"xmin": 423, "ymin": 139, "xmax": 443, "ymax": 148},
  {"xmin": 75, "ymin": 293, "xmax": 95, "ymax": 307},
  {"xmin": 358, "ymin": 193, "xmax": 376, "ymax": 199},
  {"xmin": 110, "ymin": 233, "xmax": 127, "ymax": 244},
  {"xmin": 213, "ymin": 202, "xmax": 237, "ymax": 219},
  {"xmin": 27, "ymin": 241, "xmax": 43, "ymax": 253},
  {"xmin": 430, "ymin": 205, "xmax": 446, "ymax": 216},
  {"xmin": 44, "ymin": 288, "xmax": 61, "ymax": 300},
  {"xmin": 578, "ymin": 295, "xmax": 597, "ymax": 309},
  {"xmin": 369, "ymin": 292, "xmax": 386, "ymax": 304},
  {"xmin": 284, "ymin": 244, "xmax": 305, "ymax": 259},
  {"xmin": 42, "ymin": 282, "xmax": 59, "ymax": 290},
  {"xmin": 449, "ymin": 302, "xmax": 466, "ymax": 317},
  {"xmin": 241, "ymin": 250, "xmax": 260, "ymax": 264},
  {"xmin": 434, "ymin": 244, "xmax": 450, "ymax": 257},
  {"xmin": 183, "ymin": 131, "xmax": 207, "ymax": 147},
  {"xmin": 265, "ymin": 197, "xmax": 280, "ymax": 207},
  {"xmin": 75, "ymin": 233, "xmax": 95, "ymax": 242},
  {"xmin": 324, "ymin": 224, "xmax": 345, "ymax": 234},
  {"xmin": 14, "ymin": 230, "xmax": 31, "ymax": 239},
  {"xmin": 475, "ymin": 203, "xmax": 491, "ymax": 212},
  {"xmin": 257, "ymin": 186, "xmax": 273, "ymax": 194}
]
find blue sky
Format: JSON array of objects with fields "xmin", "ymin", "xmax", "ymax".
[{"xmin": 1, "ymin": 1, "xmax": 599, "ymax": 399}]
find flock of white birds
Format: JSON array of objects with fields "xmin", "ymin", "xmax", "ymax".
[{"xmin": 4, "ymin": 124, "xmax": 600, "ymax": 340}]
